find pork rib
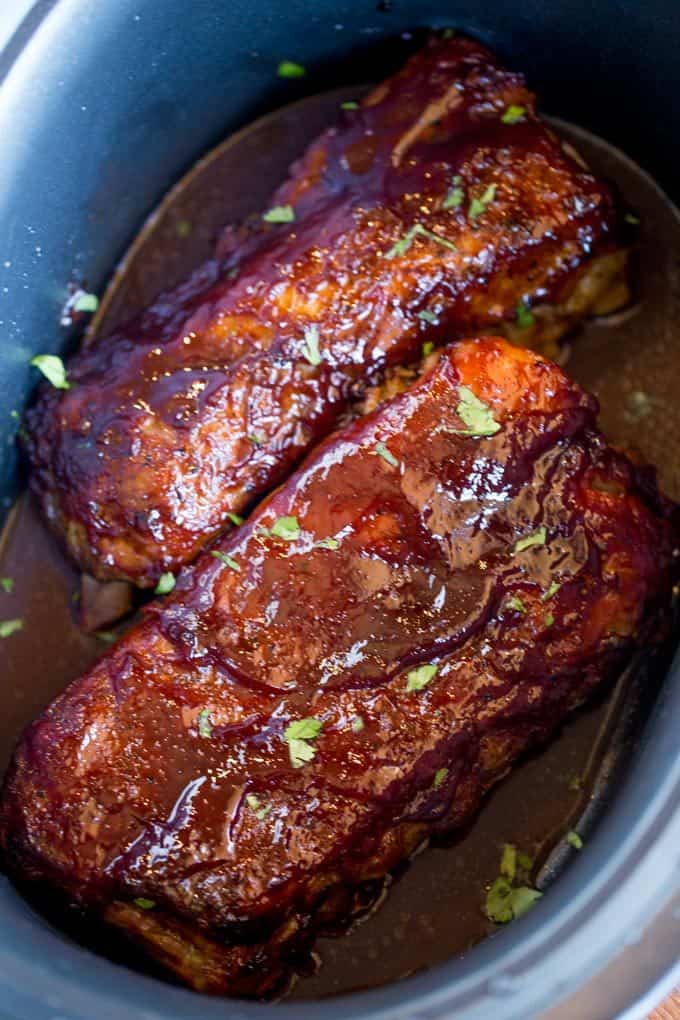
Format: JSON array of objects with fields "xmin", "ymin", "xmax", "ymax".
[
  {"xmin": 24, "ymin": 36, "xmax": 625, "ymax": 586},
  {"xmin": 3, "ymin": 338, "xmax": 675, "ymax": 996}
]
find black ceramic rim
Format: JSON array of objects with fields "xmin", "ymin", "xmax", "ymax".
[{"xmin": 0, "ymin": 4, "xmax": 679, "ymax": 1019}]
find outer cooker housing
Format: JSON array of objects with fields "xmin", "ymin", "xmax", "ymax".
[{"xmin": 0, "ymin": 2, "xmax": 678, "ymax": 1018}]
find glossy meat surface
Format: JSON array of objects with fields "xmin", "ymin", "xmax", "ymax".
[
  {"xmin": 2, "ymin": 338, "xmax": 676, "ymax": 996},
  {"xmin": 24, "ymin": 35, "xmax": 622, "ymax": 586}
]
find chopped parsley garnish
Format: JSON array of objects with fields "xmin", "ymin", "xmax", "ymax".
[
  {"xmin": 625, "ymin": 212, "xmax": 640, "ymax": 226},
  {"xmin": 263, "ymin": 204, "xmax": 295, "ymax": 224},
  {"xmin": 0, "ymin": 619, "xmax": 23, "ymax": 638},
  {"xmin": 485, "ymin": 876, "xmax": 542, "ymax": 924},
  {"xmin": 626, "ymin": 390, "xmax": 654, "ymax": 420},
  {"xmin": 441, "ymin": 27, "xmax": 456, "ymax": 39},
  {"xmin": 227, "ymin": 512, "xmax": 244, "ymax": 526},
  {"xmin": 513, "ymin": 527, "xmax": 547, "ymax": 554},
  {"xmin": 211, "ymin": 551, "xmax": 241, "ymax": 571},
  {"xmin": 0, "ymin": 577, "xmax": 14, "ymax": 593},
  {"xmin": 270, "ymin": 515, "xmax": 300, "ymax": 541},
  {"xmin": 500, "ymin": 843, "xmax": 517, "ymax": 881},
  {"xmin": 301, "ymin": 324, "xmax": 322, "ymax": 366},
  {"xmin": 544, "ymin": 612, "xmax": 555, "ymax": 628},
  {"xmin": 443, "ymin": 174, "xmax": 464, "ymax": 210},
  {"xmin": 278, "ymin": 60, "xmax": 306, "ymax": 79},
  {"xmin": 541, "ymin": 581, "xmax": 560, "ymax": 602},
  {"xmin": 448, "ymin": 385, "xmax": 501, "ymax": 438},
  {"xmin": 176, "ymin": 219, "xmax": 192, "ymax": 238},
  {"xmin": 468, "ymin": 183, "xmax": 497, "ymax": 220},
  {"xmin": 385, "ymin": 222, "xmax": 457, "ymax": 259},
  {"xmin": 516, "ymin": 300, "xmax": 535, "ymax": 329},
  {"xmin": 197, "ymin": 708, "xmax": 212, "ymax": 738},
  {"xmin": 501, "ymin": 105, "xmax": 527, "ymax": 125},
  {"xmin": 154, "ymin": 572, "xmax": 176, "ymax": 595},
  {"xmin": 30, "ymin": 354, "xmax": 70, "ymax": 390},
  {"xmin": 73, "ymin": 291, "xmax": 99, "ymax": 313},
  {"xmin": 433, "ymin": 766, "xmax": 449, "ymax": 789},
  {"xmin": 133, "ymin": 898, "xmax": 156, "ymax": 910},
  {"xmin": 506, "ymin": 595, "xmax": 527, "ymax": 614},
  {"xmin": 284, "ymin": 717, "xmax": 324, "ymax": 768},
  {"xmin": 567, "ymin": 830, "xmax": 583, "ymax": 850},
  {"xmin": 568, "ymin": 775, "xmax": 582, "ymax": 792},
  {"xmin": 351, "ymin": 715, "xmax": 364, "ymax": 733},
  {"xmin": 95, "ymin": 630, "xmax": 117, "ymax": 644},
  {"xmin": 341, "ymin": 101, "xmax": 359, "ymax": 110},
  {"xmin": 373, "ymin": 441, "xmax": 399, "ymax": 468},
  {"xmin": 316, "ymin": 536, "xmax": 339, "ymax": 550},
  {"xmin": 418, "ymin": 309, "xmax": 438, "ymax": 324},
  {"xmin": 248, "ymin": 434, "xmax": 264, "ymax": 446},
  {"xmin": 246, "ymin": 793, "xmax": 272, "ymax": 820},
  {"xmin": 405, "ymin": 662, "xmax": 438, "ymax": 693},
  {"xmin": 422, "ymin": 340, "xmax": 435, "ymax": 357},
  {"xmin": 518, "ymin": 852, "xmax": 533, "ymax": 871}
]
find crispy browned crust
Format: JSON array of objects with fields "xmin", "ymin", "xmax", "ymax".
[
  {"xmin": 2, "ymin": 338, "xmax": 676, "ymax": 996},
  {"xmin": 23, "ymin": 35, "xmax": 623, "ymax": 586}
]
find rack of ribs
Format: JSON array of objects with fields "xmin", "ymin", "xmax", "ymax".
[
  {"xmin": 3, "ymin": 338, "xmax": 675, "ymax": 997},
  {"xmin": 23, "ymin": 35, "xmax": 627, "ymax": 587}
]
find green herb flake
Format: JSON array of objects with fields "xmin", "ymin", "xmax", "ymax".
[
  {"xmin": 211, "ymin": 551, "xmax": 241, "ymax": 571},
  {"xmin": 385, "ymin": 222, "xmax": 457, "ymax": 259},
  {"xmin": 513, "ymin": 527, "xmax": 547, "ymax": 554},
  {"xmin": 625, "ymin": 212, "xmax": 640, "ymax": 226},
  {"xmin": 278, "ymin": 60, "xmax": 306, "ymax": 79},
  {"xmin": 270, "ymin": 515, "xmax": 300, "ymax": 541},
  {"xmin": 197, "ymin": 708, "xmax": 212, "ymax": 738},
  {"xmin": 351, "ymin": 715, "xmax": 364, "ymax": 733},
  {"xmin": 626, "ymin": 390, "xmax": 654, "ymax": 420},
  {"xmin": 155, "ymin": 572, "xmax": 176, "ymax": 595},
  {"xmin": 517, "ymin": 852, "xmax": 533, "ymax": 871},
  {"xmin": 506, "ymin": 595, "xmax": 527, "ymax": 614},
  {"xmin": 568, "ymin": 775, "xmax": 582, "ymax": 792},
  {"xmin": 176, "ymin": 220, "xmax": 192, "ymax": 238},
  {"xmin": 0, "ymin": 577, "xmax": 14, "ymax": 593},
  {"xmin": 284, "ymin": 717, "xmax": 324, "ymax": 768},
  {"xmin": 227, "ymin": 512, "xmax": 244, "ymax": 526},
  {"xmin": 433, "ymin": 766, "xmax": 449, "ymax": 789},
  {"xmin": 316, "ymin": 536, "xmax": 339, "ymax": 550},
  {"xmin": 73, "ymin": 291, "xmax": 99, "ymax": 313},
  {"xmin": 516, "ymin": 300, "xmax": 535, "ymax": 330},
  {"xmin": 0, "ymin": 619, "xmax": 23, "ymax": 638},
  {"xmin": 511, "ymin": 886, "xmax": 542, "ymax": 918},
  {"xmin": 500, "ymin": 843, "xmax": 517, "ymax": 882},
  {"xmin": 501, "ymin": 105, "xmax": 527, "ymax": 125},
  {"xmin": 567, "ymin": 830, "xmax": 583, "ymax": 850},
  {"xmin": 448, "ymin": 385, "xmax": 501, "ymax": 438},
  {"xmin": 133, "ymin": 898, "xmax": 156, "ymax": 910},
  {"xmin": 441, "ymin": 27, "xmax": 456, "ymax": 39},
  {"xmin": 263, "ymin": 204, "xmax": 296, "ymax": 224},
  {"xmin": 246, "ymin": 793, "xmax": 272, "ymax": 820},
  {"xmin": 418, "ymin": 309, "xmax": 438, "ymax": 324},
  {"xmin": 468, "ymin": 183, "xmax": 497, "ymax": 220},
  {"xmin": 374, "ymin": 441, "xmax": 399, "ymax": 468},
  {"xmin": 248, "ymin": 434, "xmax": 264, "ymax": 446},
  {"xmin": 30, "ymin": 354, "xmax": 70, "ymax": 390},
  {"xmin": 541, "ymin": 581, "xmax": 561, "ymax": 602},
  {"xmin": 422, "ymin": 340, "xmax": 435, "ymax": 357},
  {"xmin": 341, "ymin": 101, "xmax": 359, "ymax": 110},
  {"xmin": 443, "ymin": 174, "xmax": 464, "ymax": 210},
  {"xmin": 485, "ymin": 876, "xmax": 542, "ymax": 923},
  {"xmin": 544, "ymin": 612, "xmax": 555, "ymax": 628},
  {"xmin": 94, "ymin": 630, "xmax": 117, "ymax": 644},
  {"xmin": 405, "ymin": 662, "xmax": 438, "ymax": 693},
  {"xmin": 301, "ymin": 324, "xmax": 322, "ymax": 366}
]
